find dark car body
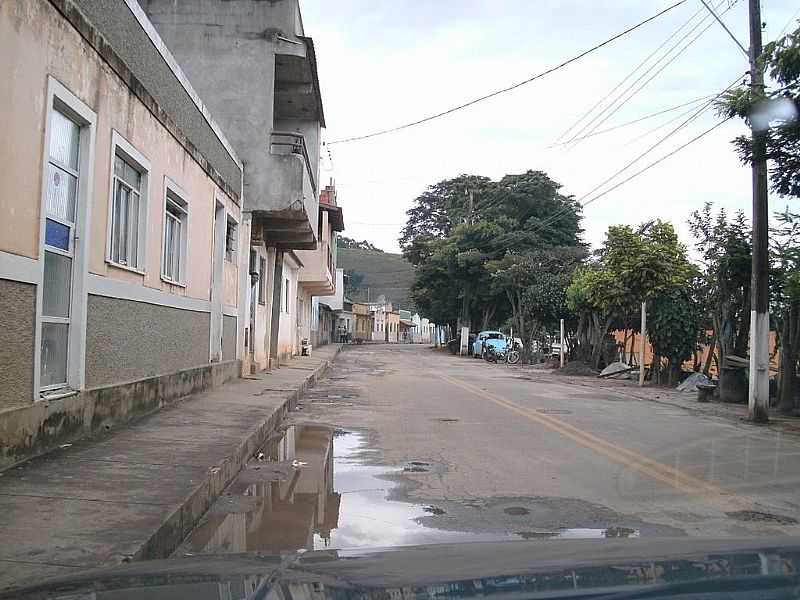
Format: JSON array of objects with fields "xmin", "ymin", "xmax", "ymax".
[{"xmin": 6, "ymin": 538, "xmax": 800, "ymax": 600}]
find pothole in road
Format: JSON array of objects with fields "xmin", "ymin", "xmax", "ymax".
[
  {"xmin": 403, "ymin": 461, "xmax": 430, "ymax": 473},
  {"xmin": 423, "ymin": 505, "xmax": 447, "ymax": 515},
  {"xmin": 504, "ymin": 506, "xmax": 531, "ymax": 516},
  {"xmin": 434, "ymin": 418, "xmax": 460, "ymax": 423},
  {"xmin": 726, "ymin": 510, "xmax": 799, "ymax": 525},
  {"xmin": 176, "ymin": 422, "xmax": 679, "ymax": 559},
  {"xmin": 175, "ymin": 427, "xmax": 514, "ymax": 557},
  {"xmin": 516, "ymin": 526, "xmax": 639, "ymax": 539}
]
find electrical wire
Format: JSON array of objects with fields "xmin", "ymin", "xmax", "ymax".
[
  {"xmin": 553, "ymin": 0, "xmax": 710, "ymax": 145},
  {"xmin": 522, "ymin": 75, "xmax": 743, "ymax": 236},
  {"xmin": 565, "ymin": 0, "xmax": 735, "ymax": 147},
  {"xmin": 548, "ymin": 93, "xmax": 715, "ymax": 147},
  {"xmin": 327, "ymin": 0, "xmax": 689, "ymax": 145},
  {"xmin": 573, "ymin": 78, "xmax": 738, "ymax": 204},
  {"xmin": 525, "ymin": 116, "xmax": 732, "ymax": 238},
  {"xmin": 579, "ymin": 117, "xmax": 733, "ymax": 210},
  {"xmin": 356, "ymin": 84, "xmax": 734, "ymax": 235},
  {"xmin": 778, "ymin": 7, "xmax": 800, "ymax": 37},
  {"xmin": 622, "ymin": 93, "xmax": 726, "ymax": 145}
]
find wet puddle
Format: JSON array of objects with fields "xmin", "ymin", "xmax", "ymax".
[{"xmin": 178, "ymin": 425, "xmax": 638, "ymax": 556}]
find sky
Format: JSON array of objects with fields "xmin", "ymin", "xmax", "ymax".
[{"xmin": 301, "ymin": 0, "xmax": 799, "ymax": 254}]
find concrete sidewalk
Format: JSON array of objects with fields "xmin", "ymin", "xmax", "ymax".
[{"xmin": 0, "ymin": 345, "xmax": 341, "ymax": 590}]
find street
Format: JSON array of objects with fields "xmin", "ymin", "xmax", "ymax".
[
  {"xmin": 176, "ymin": 344, "xmax": 800, "ymax": 556},
  {"xmin": 214, "ymin": 345, "xmax": 800, "ymax": 545}
]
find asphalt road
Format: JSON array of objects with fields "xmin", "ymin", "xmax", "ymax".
[{"xmin": 289, "ymin": 343, "xmax": 800, "ymax": 541}]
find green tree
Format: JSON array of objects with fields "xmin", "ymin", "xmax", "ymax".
[
  {"xmin": 718, "ymin": 25, "xmax": 800, "ymax": 198},
  {"xmin": 771, "ymin": 207, "xmax": 800, "ymax": 412},
  {"xmin": 338, "ymin": 237, "xmax": 384, "ymax": 252},
  {"xmin": 566, "ymin": 220, "xmax": 696, "ymax": 374},
  {"xmin": 410, "ymin": 247, "xmax": 461, "ymax": 332},
  {"xmin": 647, "ymin": 284, "xmax": 702, "ymax": 385},
  {"xmin": 403, "ymin": 171, "xmax": 584, "ymax": 335},
  {"xmin": 567, "ymin": 266, "xmax": 615, "ymax": 368},
  {"xmin": 399, "ymin": 175, "xmax": 492, "ymax": 266},
  {"xmin": 688, "ymin": 204, "xmax": 752, "ymax": 387}
]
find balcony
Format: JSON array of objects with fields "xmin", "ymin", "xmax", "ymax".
[
  {"xmin": 297, "ymin": 240, "xmax": 334, "ymax": 296},
  {"xmin": 253, "ymin": 131, "xmax": 319, "ymax": 250},
  {"xmin": 271, "ymin": 131, "xmax": 317, "ymax": 196}
]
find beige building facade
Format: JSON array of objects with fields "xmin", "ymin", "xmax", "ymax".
[{"xmin": 0, "ymin": 0, "xmax": 245, "ymax": 466}]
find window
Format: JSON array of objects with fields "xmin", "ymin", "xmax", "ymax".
[
  {"xmin": 162, "ymin": 183, "xmax": 188, "ymax": 285},
  {"xmin": 258, "ymin": 257, "xmax": 266, "ymax": 305},
  {"xmin": 225, "ymin": 216, "xmax": 237, "ymax": 262},
  {"xmin": 108, "ymin": 132, "xmax": 148, "ymax": 272}
]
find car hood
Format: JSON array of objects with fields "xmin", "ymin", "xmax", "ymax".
[{"xmin": 6, "ymin": 538, "xmax": 800, "ymax": 600}]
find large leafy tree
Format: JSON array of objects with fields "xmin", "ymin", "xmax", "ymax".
[
  {"xmin": 405, "ymin": 171, "xmax": 583, "ymax": 334},
  {"xmin": 566, "ymin": 220, "xmax": 696, "ymax": 374},
  {"xmin": 399, "ymin": 175, "xmax": 492, "ymax": 266},
  {"xmin": 719, "ymin": 25, "xmax": 800, "ymax": 198},
  {"xmin": 492, "ymin": 247, "xmax": 585, "ymax": 362}
]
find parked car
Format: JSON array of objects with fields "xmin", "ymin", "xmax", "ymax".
[{"xmin": 472, "ymin": 331, "xmax": 506, "ymax": 358}]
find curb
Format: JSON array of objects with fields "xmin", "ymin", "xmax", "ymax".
[{"xmin": 132, "ymin": 345, "xmax": 342, "ymax": 562}]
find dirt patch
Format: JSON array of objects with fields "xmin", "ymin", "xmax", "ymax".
[
  {"xmin": 726, "ymin": 510, "xmax": 799, "ymax": 525},
  {"xmin": 555, "ymin": 362, "xmax": 599, "ymax": 377}
]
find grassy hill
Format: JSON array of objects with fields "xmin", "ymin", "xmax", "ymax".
[{"xmin": 337, "ymin": 248, "xmax": 416, "ymax": 311}]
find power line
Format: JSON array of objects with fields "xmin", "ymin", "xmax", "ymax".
[
  {"xmin": 524, "ymin": 74, "xmax": 742, "ymax": 235},
  {"xmin": 528, "ymin": 116, "xmax": 732, "ymax": 238},
  {"xmin": 355, "ymin": 87, "xmax": 735, "ymax": 237},
  {"xmin": 548, "ymin": 93, "xmax": 715, "ymax": 147},
  {"xmin": 778, "ymin": 7, "xmax": 800, "ymax": 37},
  {"xmin": 579, "ymin": 117, "xmax": 733, "ymax": 209},
  {"xmin": 553, "ymin": 0, "xmax": 709, "ymax": 145},
  {"xmin": 327, "ymin": 0, "xmax": 689, "ymax": 145},
  {"xmin": 574, "ymin": 79, "xmax": 737, "ymax": 204},
  {"xmin": 622, "ymin": 94, "xmax": 723, "ymax": 145},
  {"xmin": 566, "ymin": 0, "xmax": 734, "ymax": 147},
  {"xmin": 698, "ymin": 0, "xmax": 748, "ymax": 56}
]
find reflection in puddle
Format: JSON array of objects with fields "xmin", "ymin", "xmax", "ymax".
[{"xmin": 179, "ymin": 426, "xmax": 638, "ymax": 555}]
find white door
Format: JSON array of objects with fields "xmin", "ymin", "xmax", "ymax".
[{"xmin": 39, "ymin": 109, "xmax": 81, "ymax": 391}]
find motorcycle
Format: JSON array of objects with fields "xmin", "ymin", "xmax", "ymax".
[{"xmin": 484, "ymin": 340, "xmax": 521, "ymax": 365}]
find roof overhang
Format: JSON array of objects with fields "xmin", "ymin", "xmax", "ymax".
[{"xmin": 321, "ymin": 204, "xmax": 344, "ymax": 232}]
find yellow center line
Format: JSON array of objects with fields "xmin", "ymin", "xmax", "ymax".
[{"xmin": 435, "ymin": 372, "xmax": 732, "ymax": 500}]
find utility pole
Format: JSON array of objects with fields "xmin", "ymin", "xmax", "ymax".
[
  {"xmin": 639, "ymin": 301, "xmax": 647, "ymax": 387},
  {"xmin": 560, "ymin": 319, "xmax": 565, "ymax": 369},
  {"xmin": 747, "ymin": 0, "xmax": 770, "ymax": 422}
]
